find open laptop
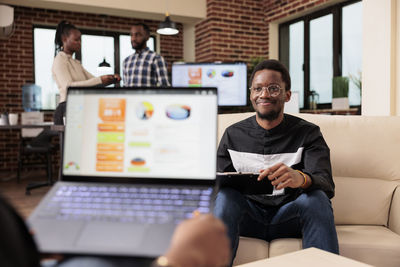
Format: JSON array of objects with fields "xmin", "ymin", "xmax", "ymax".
[{"xmin": 28, "ymin": 86, "xmax": 218, "ymax": 258}]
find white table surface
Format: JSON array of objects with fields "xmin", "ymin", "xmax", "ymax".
[{"xmin": 236, "ymin": 248, "xmax": 373, "ymax": 267}]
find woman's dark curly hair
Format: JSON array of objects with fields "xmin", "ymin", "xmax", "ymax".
[{"xmin": 54, "ymin": 20, "xmax": 78, "ymax": 53}]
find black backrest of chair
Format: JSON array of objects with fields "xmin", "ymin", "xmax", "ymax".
[{"xmin": 29, "ymin": 129, "xmax": 59, "ymax": 147}]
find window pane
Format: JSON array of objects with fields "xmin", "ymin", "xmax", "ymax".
[
  {"xmin": 342, "ymin": 2, "xmax": 362, "ymax": 106},
  {"xmin": 81, "ymin": 35, "xmax": 115, "ymax": 77},
  {"xmin": 310, "ymin": 14, "xmax": 333, "ymax": 104},
  {"xmin": 34, "ymin": 28, "xmax": 58, "ymax": 109},
  {"xmin": 119, "ymin": 35, "xmax": 135, "ymax": 85},
  {"xmin": 289, "ymin": 21, "xmax": 304, "ymax": 108},
  {"xmin": 119, "ymin": 35, "xmax": 156, "ymax": 86}
]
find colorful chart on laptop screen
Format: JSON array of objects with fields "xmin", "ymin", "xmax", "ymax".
[
  {"xmin": 165, "ymin": 105, "xmax": 191, "ymax": 120},
  {"xmin": 128, "ymin": 157, "xmax": 150, "ymax": 173},
  {"xmin": 131, "ymin": 157, "xmax": 146, "ymax": 166},
  {"xmin": 136, "ymin": 101, "xmax": 154, "ymax": 120}
]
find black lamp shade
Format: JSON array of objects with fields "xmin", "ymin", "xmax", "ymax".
[
  {"xmin": 99, "ymin": 58, "xmax": 111, "ymax": 68},
  {"xmin": 157, "ymin": 15, "xmax": 179, "ymax": 35}
]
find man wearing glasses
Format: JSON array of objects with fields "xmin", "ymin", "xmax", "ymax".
[{"xmin": 214, "ymin": 59, "xmax": 339, "ymax": 266}]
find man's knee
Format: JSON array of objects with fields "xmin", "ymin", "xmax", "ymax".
[
  {"xmin": 213, "ymin": 188, "xmax": 245, "ymax": 219},
  {"xmin": 294, "ymin": 190, "xmax": 333, "ymax": 216}
]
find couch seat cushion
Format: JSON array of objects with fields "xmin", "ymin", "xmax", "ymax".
[
  {"xmin": 337, "ymin": 225, "xmax": 400, "ymax": 267},
  {"xmin": 233, "ymin": 237, "xmax": 269, "ymax": 266}
]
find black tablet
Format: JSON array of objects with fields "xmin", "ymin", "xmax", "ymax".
[{"xmin": 216, "ymin": 172, "xmax": 273, "ymax": 194}]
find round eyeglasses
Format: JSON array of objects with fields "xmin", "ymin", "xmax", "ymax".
[{"xmin": 249, "ymin": 84, "xmax": 282, "ymax": 97}]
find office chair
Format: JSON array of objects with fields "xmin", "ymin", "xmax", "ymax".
[{"xmin": 17, "ymin": 128, "xmax": 59, "ymax": 195}]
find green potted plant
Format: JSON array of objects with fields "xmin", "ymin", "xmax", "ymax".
[
  {"xmin": 349, "ymin": 71, "xmax": 362, "ymax": 97},
  {"xmin": 332, "ymin": 76, "xmax": 349, "ymax": 110}
]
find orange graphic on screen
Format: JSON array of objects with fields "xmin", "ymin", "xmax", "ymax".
[
  {"xmin": 98, "ymin": 123, "xmax": 125, "ymax": 132},
  {"xmin": 99, "ymin": 98, "xmax": 126, "ymax": 122},
  {"xmin": 131, "ymin": 157, "xmax": 146, "ymax": 166},
  {"xmin": 188, "ymin": 67, "xmax": 202, "ymax": 85},
  {"xmin": 97, "ymin": 98, "xmax": 126, "ymax": 173},
  {"xmin": 96, "ymin": 162, "xmax": 124, "ymax": 172},
  {"xmin": 97, "ymin": 143, "xmax": 124, "ymax": 152},
  {"xmin": 97, "ymin": 152, "xmax": 124, "ymax": 162}
]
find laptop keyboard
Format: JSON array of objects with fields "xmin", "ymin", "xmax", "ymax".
[{"xmin": 39, "ymin": 185, "xmax": 212, "ymax": 224}]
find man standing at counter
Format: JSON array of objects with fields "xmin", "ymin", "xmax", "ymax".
[{"xmin": 122, "ymin": 23, "xmax": 170, "ymax": 87}]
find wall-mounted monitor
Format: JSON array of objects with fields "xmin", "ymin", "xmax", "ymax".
[{"xmin": 172, "ymin": 62, "xmax": 247, "ymax": 106}]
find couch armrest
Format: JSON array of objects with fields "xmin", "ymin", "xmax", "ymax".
[{"xmin": 389, "ymin": 185, "xmax": 400, "ymax": 235}]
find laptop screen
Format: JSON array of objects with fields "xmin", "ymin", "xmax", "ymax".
[{"xmin": 63, "ymin": 87, "xmax": 217, "ymax": 180}]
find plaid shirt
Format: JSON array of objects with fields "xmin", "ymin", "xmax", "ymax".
[{"xmin": 122, "ymin": 47, "xmax": 170, "ymax": 87}]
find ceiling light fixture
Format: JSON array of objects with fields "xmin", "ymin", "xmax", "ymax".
[
  {"xmin": 97, "ymin": 57, "xmax": 112, "ymax": 75},
  {"xmin": 97, "ymin": 17, "xmax": 113, "ymax": 76},
  {"xmin": 98, "ymin": 58, "xmax": 110, "ymax": 68},
  {"xmin": 157, "ymin": 11, "xmax": 179, "ymax": 35}
]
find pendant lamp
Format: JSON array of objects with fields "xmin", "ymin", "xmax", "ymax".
[
  {"xmin": 157, "ymin": 12, "xmax": 179, "ymax": 35},
  {"xmin": 98, "ymin": 58, "xmax": 110, "ymax": 68},
  {"xmin": 97, "ymin": 57, "xmax": 112, "ymax": 75}
]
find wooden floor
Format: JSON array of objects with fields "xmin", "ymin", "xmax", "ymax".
[{"xmin": 0, "ymin": 170, "xmax": 51, "ymax": 219}]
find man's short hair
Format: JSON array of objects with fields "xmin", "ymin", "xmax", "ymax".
[
  {"xmin": 249, "ymin": 60, "xmax": 291, "ymax": 91},
  {"xmin": 132, "ymin": 22, "xmax": 150, "ymax": 35}
]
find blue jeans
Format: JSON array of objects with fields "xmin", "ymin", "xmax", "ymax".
[{"xmin": 213, "ymin": 188, "xmax": 339, "ymax": 265}]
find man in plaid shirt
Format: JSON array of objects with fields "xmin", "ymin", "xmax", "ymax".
[{"xmin": 123, "ymin": 23, "xmax": 170, "ymax": 87}]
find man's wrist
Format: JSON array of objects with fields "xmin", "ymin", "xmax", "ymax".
[{"xmin": 296, "ymin": 170, "xmax": 311, "ymax": 189}]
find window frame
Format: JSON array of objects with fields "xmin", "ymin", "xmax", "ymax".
[{"xmin": 279, "ymin": 0, "xmax": 361, "ymax": 110}]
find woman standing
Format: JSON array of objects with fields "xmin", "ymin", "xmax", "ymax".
[{"xmin": 52, "ymin": 20, "xmax": 121, "ymax": 125}]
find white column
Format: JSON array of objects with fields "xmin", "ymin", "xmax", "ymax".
[
  {"xmin": 269, "ymin": 22, "xmax": 279, "ymax": 60},
  {"xmin": 362, "ymin": 0, "xmax": 397, "ymax": 115},
  {"xmin": 183, "ymin": 23, "xmax": 195, "ymax": 62}
]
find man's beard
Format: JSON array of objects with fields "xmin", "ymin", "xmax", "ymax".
[
  {"xmin": 256, "ymin": 107, "xmax": 282, "ymax": 121},
  {"xmin": 132, "ymin": 41, "xmax": 146, "ymax": 50}
]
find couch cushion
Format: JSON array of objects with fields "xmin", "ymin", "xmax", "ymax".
[
  {"xmin": 268, "ymin": 238, "xmax": 302, "ymax": 257},
  {"xmin": 258, "ymin": 225, "xmax": 400, "ymax": 267},
  {"xmin": 337, "ymin": 225, "xmax": 400, "ymax": 267},
  {"xmin": 218, "ymin": 112, "xmax": 254, "ymax": 143},
  {"xmin": 295, "ymin": 114, "xmax": 400, "ymax": 182},
  {"xmin": 389, "ymin": 186, "xmax": 400, "ymax": 235},
  {"xmin": 333, "ymin": 177, "xmax": 398, "ymax": 225},
  {"xmin": 233, "ymin": 237, "xmax": 269, "ymax": 266}
]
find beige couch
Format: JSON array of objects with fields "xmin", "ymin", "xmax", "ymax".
[{"xmin": 217, "ymin": 112, "xmax": 400, "ymax": 267}]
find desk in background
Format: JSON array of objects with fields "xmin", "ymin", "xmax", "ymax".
[
  {"xmin": 0, "ymin": 123, "xmax": 64, "ymax": 156},
  {"xmin": 0, "ymin": 123, "xmax": 64, "ymax": 186}
]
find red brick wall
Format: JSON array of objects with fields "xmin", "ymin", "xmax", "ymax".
[
  {"xmin": 195, "ymin": 0, "xmax": 268, "ymax": 62},
  {"xmin": 0, "ymin": 6, "xmax": 183, "ymax": 175},
  {"xmin": 263, "ymin": 0, "xmax": 333, "ymax": 22},
  {"xmin": 195, "ymin": 0, "xmax": 334, "ymax": 62}
]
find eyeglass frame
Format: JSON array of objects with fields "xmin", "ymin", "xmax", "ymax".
[{"xmin": 249, "ymin": 84, "xmax": 283, "ymax": 97}]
